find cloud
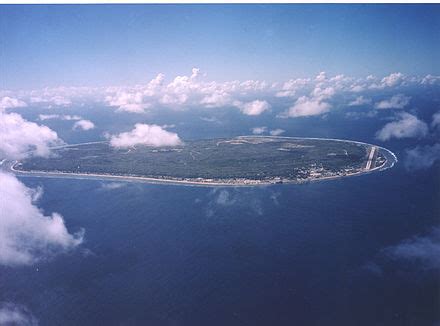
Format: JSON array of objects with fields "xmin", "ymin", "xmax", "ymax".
[
  {"xmin": 269, "ymin": 128, "xmax": 285, "ymax": 136},
  {"xmin": 109, "ymin": 123, "xmax": 182, "ymax": 148},
  {"xmin": 349, "ymin": 84, "xmax": 365, "ymax": 93},
  {"xmin": 73, "ymin": 119, "xmax": 95, "ymax": 131},
  {"xmin": 30, "ymin": 95, "xmax": 72, "ymax": 107},
  {"xmin": 421, "ymin": 74, "xmax": 440, "ymax": 85},
  {"xmin": 375, "ymin": 94, "xmax": 411, "ymax": 109},
  {"xmin": 285, "ymin": 96, "xmax": 332, "ymax": 118},
  {"xmin": 38, "ymin": 114, "xmax": 82, "ymax": 121},
  {"xmin": 205, "ymin": 188, "xmax": 263, "ymax": 217},
  {"xmin": 99, "ymin": 182, "xmax": 127, "ymax": 190},
  {"xmin": 250, "ymin": 127, "xmax": 285, "ymax": 136},
  {"xmin": 383, "ymin": 227, "xmax": 440, "ymax": 270},
  {"xmin": 200, "ymin": 90, "xmax": 231, "ymax": 108},
  {"xmin": 0, "ymin": 302, "xmax": 38, "ymax": 325},
  {"xmin": 0, "ymin": 96, "xmax": 27, "ymax": 111},
  {"xmin": 375, "ymin": 112, "xmax": 428, "ymax": 141},
  {"xmin": 251, "ymin": 126, "xmax": 267, "ymax": 135},
  {"xmin": 275, "ymin": 78, "xmax": 310, "ymax": 97},
  {"xmin": 2, "ymin": 71, "xmax": 437, "ymax": 120},
  {"xmin": 431, "ymin": 111, "xmax": 440, "ymax": 129},
  {"xmin": 315, "ymin": 71, "xmax": 327, "ymax": 82},
  {"xmin": 105, "ymin": 91, "xmax": 150, "ymax": 113},
  {"xmin": 234, "ymin": 100, "xmax": 270, "ymax": 116},
  {"xmin": 311, "ymin": 86, "xmax": 335, "ymax": 98},
  {"xmin": 348, "ymin": 96, "xmax": 371, "ymax": 106},
  {"xmin": 0, "ymin": 172, "xmax": 83, "ymax": 266},
  {"xmin": 215, "ymin": 190, "xmax": 237, "ymax": 206},
  {"xmin": 380, "ymin": 72, "xmax": 405, "ymax": 88},
  {"xmin": 0, "ymin": 112, "xmax": 62, "ymax": 159},
  {"xmin": 102, "ymin": 69, "xmax": 274, "ymax": 114},
  {"xmin": 404, "ymin": 144, "xmax": 440, "ymax": 170}
]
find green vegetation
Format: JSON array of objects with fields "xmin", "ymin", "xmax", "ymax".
[{"xmin": 16, "ymin": 136, "xmax": 380, "ymax": 184}]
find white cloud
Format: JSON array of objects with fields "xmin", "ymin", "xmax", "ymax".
[
  {"xmin": 311, "ymin": 86, "xmax": 335, "ymax": 99},
  {"xmin": 0, "ymin": 172, "xmax": 83, "ymax": 266},
  {"xmin": 0, "ymin": 96, "xmax": 27, "ymax": 111},
  {"xmin": 375, "ymin": 94, "xmax": 411, "ymax": 109},
  {"xmin": 2, "ymin": 71, "xmax": 436, "ymax": 119},
  {"xmin": 102, "ymin": 69, "xmax": 273, "ymax": 113},
  {"xmin": 251, "ymin": 126, "xmax": 267, "ymax": 135},
  {"xmin": 105, "ymin": 91, "xmax": 150, "ymax": 113},
  {"xmin": 30, "ymin": 95, "xmax": 72, "ymax": 107},
  {"xmin": 348, "ymin": 96, "xmax": 371, "ymax": 106},
  {"xmin": 384, "ymin": 227, "xmax": 440, "ymax": 270},
  {"xmin": 0, "ymin": 112, "xmax": 62, "ymax": 159},
  {"xmin": 109, "ymin": 123, "xmax": 182, "ymax": 148},
  {"xmin": 431, "ymin": 111, "xmax": 440, "ymax": 129},
  {"xmin": 146, "ymin": 73, "xmax": 165, "ymax": 90},
  {"xmin": 315, "ymin": 71, "xmax": 327, "ymax": 82},
  {"xmin": 275, "ymin": 78, "xmax": 309, "ymax": 97},
  {"xmin": 380, "ymin": 72, "xmax": 405, "ymax": 88},
  {"xmin": 38, "ymin": 114, "xmax": 82, "ymax": 121},
  {"xmin": 0, "ymin": 302, "xmax": 38, "ymax": 325},
  {"xmin": 375, "ymin": 112, "xmax": 428, "ymax": 141},
  {"xmin": 99, "ymin": 182, "xmax": 127, "ymax": 190},
  {"xmin": 200, "ymin": 90, "xmax": 231, "ymax": 108},
  {"xmin": 38, "ymin": 114, "xmax": 61, "ymax": 121},
  {"xmin": 405, "ymin": 144, "xmax": 440, "ymax": 170},
  {"xmin": 349, "ymin": 84, "xmax": 365, "ymax": 93},
  {"xmin": 270, "ymin": 128, "xmax": 285, "ymax": 136},
  {"xmin": 421, "ymin": 74, "xmax": 440, "ymax": 85},
  {"xmin": 285, "ymin": 96, "xmax": 332, "ymax": 118},
  {"xmin": 234, "ymin": 100, "xmax": 270, "ymax": 116},
  {"xmin": 73, "ymin": 119, "xmax": 95, "ymax": 131}
]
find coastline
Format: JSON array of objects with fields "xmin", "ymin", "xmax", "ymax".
[
  {"xmin": 10, "ymin": 155, "xmax": 390, "ymax": 188},
  {"xmin": 7, "ymin": 136, "xmax": 397, "ymax": 187}
]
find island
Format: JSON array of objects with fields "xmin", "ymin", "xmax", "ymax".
[{"xmin": 10, "ymin": 136, "xmax": 397, "ymax": 186}]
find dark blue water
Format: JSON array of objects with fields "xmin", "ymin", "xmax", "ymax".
[
  {"xmin": 2, "ymin": 90, "xmax": 439, "ymax": 325},
  {"xmin": 1, "ymin": 160, "xmax": 439, "ymax": 325}
]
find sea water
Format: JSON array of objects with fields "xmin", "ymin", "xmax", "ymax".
[{"xmin": 1, "ymin": 104, "xmax": 439, "ymax": 325}]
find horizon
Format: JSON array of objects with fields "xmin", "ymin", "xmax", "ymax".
[{"xmin": 1, "ymin": 4, "xmax": 439, "ymax": 89}]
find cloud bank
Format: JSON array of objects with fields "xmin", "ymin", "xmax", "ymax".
[
  {"xmin": 384, "ymin": 227, "xmax": 440, "ymax": 270},
  {"xmin": 348, "ymin": 96, "xmax": 371, "ymax": 106},
  {"xmin": 2, "ymin": 70, "xmax": 439, "ymax": 120},
  {"xmin": 375, "ymin": 94, "xmax": 411, "ymax": 109},
  {"xmin": 432, "ymin": 111, "xmax": 440, "ymax": 129},
  {"xmin": 405, "ymin": 144, "xmax": 440, "ymax": 170},
  {"xmin": 0, "ymin": 172, "xmax": 83, "ymax": 266},
  {"xmin": 110, "ymin": 124, "xmax": 182, "ymax": 148},
  {"xmin": 0, "ymin": 112, "xmax": 62, "ymax": 159},
  {"xmin": 234, "ymin": 100, "xmax": 270, "ymax": 116},
  {"xmin": 0, "ymin": 96, "xmax": 27, "ymax": 111},
  {"xmin": 375, "ymin": 113, "xmax": 428, "ymax": 141},
  {"xmin": 285, "ymin": 96, "xmax": 332, "ymax": 117},
  {"xmin": 0, "ymin": 302, "xmax": 38, "ymax": 326}
]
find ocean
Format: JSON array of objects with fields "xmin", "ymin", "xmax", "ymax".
[
  {"xmin": 1, "ymin": 155, "xmax": 438, "ymax": 325},
  {"xmin": 1, "ymin": 99, "xmax": 439, "ymax": 325}
]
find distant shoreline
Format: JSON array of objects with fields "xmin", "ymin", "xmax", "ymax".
[
  {"xmin": 8, "ymin": 136, "xmax": 397, "ymax": 187},
  {"xmin": 11, "ymin": 164, "xmax": 384, "ymax": 187}
]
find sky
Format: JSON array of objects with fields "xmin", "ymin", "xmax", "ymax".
[{"xmin": 1, "ymin": 4, "xmax": 440, "ymax": 89}]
